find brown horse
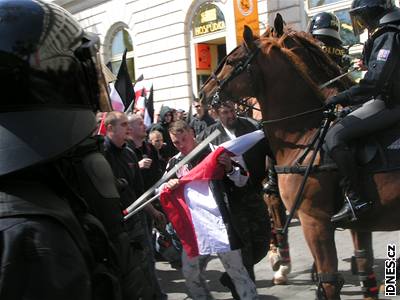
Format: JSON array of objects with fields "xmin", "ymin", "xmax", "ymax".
[
  {"xmin": 200, "ymin": 25, "xmax": 400, "ymax": 300},
  {"xmin": 263, "ymin": 14, "xmax": 376, "ymax": 289}
]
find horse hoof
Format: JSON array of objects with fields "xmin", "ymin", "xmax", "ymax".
[
  {"xmin": 272, "ymin": 263, "xmax": 291, "ymax": 285},
  {"xmin": 267, "ymin": 249, "xmax": 282, "ymax": 271},
  {"xmin": 272, "ymin": 275, "xmax": 288, "ymax": 285},
  {"xmin": 279, "ymin": 263, "xmax": 292, "ymax": 275}
]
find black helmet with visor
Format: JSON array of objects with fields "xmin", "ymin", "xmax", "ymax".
[
  {"xmin": 0, "ymin": 0, "xmax": 110, "ymax": 176},
  {"xmin": 307, "ymin": 12, "xmax": 342, "ymax": 43},
  {"xmin": 349, "ymin": 0, "xmax": 395, "ymax": 35}
]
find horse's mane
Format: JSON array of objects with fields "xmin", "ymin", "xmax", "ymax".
[
  {"xmin": 259, "ymin": 29, "xmax": 353, "ymax": 94},
  {"xmin": 286, "ymin": 30, "xmax": 354, "ymax": 89},
  {"xmin": 258, "ymin": 34, "xmax": 326, "ymax": 102}
]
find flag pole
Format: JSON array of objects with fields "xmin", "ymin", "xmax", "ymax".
[
  {"xmin": 124, "ymin": 96, "xmax": 135, "ymax": 113},
  {"xmin": 126, "ymin": 192, "xmax": 161, "ymax": 218},
  {"xmin": 123, "ymin": 129, "xmax": 222, "ymax": 220}
]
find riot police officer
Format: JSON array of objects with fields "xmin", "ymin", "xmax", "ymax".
[
  {"xmin": 0, "ymin": 1, "xmax": 152, "ymax": 299},
  {"xmin": 308, "ymin": 12, "xmax": 351, "ymax": 71},
  {"xmin": 325, "ymin": 0, "xmax": 400, "ymax": 223}
]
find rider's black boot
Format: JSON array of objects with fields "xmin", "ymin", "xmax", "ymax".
[
  {"xmin": 331, "ymin": 191, "xmax": 372, "ymax": 223},
  {"xmin": 329, "ymin": 146, "xmax": 372, "ymax": 223}
]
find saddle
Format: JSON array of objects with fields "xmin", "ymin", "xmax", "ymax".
[
  {"xmin": 275, "ymin": 119, "xmax": 400, "ymax": 174},
  {"xmin": 349, "ymin": 122, "xmax": 400, "ymax": 172},
  {"xmin": 322, "ymin": 121, "xmax": 400, "ymax": 173}
]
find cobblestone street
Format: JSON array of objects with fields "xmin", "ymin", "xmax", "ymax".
[{"xmin": 157, "ymin": 221, "xmax": 400, "ymax": 299}]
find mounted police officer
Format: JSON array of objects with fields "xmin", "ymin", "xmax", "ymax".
[
  {"xmin": 325, "ymin": 0, "xmax": 400, "ymax": 223},
  {"xmin": 0, "ymin": 0, "xmax": 152, "ymax": 299},
  {"xmin": 308, "ymin": 12, "xmax": 351, "ymax": 71}
]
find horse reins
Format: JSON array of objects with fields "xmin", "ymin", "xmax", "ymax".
[
  {"xmin": 260, "ymin": 68, "xmax": 356, "ymax": 125},
  {"xmin": 261, "ymin": 107, "xmax": 324, "ymax": 125},
  {"xmin": 207, "ymin": 39, "xmax": 353, "ymax": 125}
]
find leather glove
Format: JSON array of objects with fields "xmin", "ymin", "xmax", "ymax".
[
  {"xmin": 325, "ymin": 92, "xmax": 351, "ymax": 109},
  {"xmin": 325, "ymin": 95, "xmax": 342, "ymax": 109}
]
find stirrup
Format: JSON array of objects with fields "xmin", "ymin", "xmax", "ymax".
[{"xmin": 344, "ymin": 194, "xmax": 357, "ymax": 221}]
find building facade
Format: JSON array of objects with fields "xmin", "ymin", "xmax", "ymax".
[{"xmin": 51, "ymin": 0, "xmax": 366, "ymax": 111}]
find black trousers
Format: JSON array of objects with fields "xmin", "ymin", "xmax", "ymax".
[
  {"xmin": 326, "ymin": 99, "xmax": 400, "ymax": 152},
  {"xmin": 325, "ymin": 99, "xmax": 400, "ymax": 194}
]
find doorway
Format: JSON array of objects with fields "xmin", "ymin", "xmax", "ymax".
[{"xmin": 194, "ymin": 37, "xmax": 226, "ymax": 94}]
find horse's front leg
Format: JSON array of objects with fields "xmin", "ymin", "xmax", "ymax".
[
  {"xmin": 299, "ymin": 211, "xmax": 343, "ymax": 300},
  {"xmin": 263, "ymin": 191, "xmax": 291, "ymax": 284},
  {"xmin": 350, "ymin": 230, "xmax": 378, "ymax": 300}
]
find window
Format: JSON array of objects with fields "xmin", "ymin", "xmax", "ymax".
[
  {"xmin": 308, "ymin": 0, "xmax": 344, "ymax": 8},
  {"xmin": 109, "ymin": 29, "xmax": 135, "ymax": 80},
  {"xmin": 306, "ymin": 1, "xmax": 359, "ymax": 46}
]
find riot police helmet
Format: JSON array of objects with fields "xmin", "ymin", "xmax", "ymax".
[
  {"xmin": 307, "ymin": 12, "xmax": 342, "ymax": 43},
  {"xmin": 0, "ymin": 0, "xmax": 110, "ymax": 176},
  {"xmin": 349, "ymin": 0, "xmax": 396, "ymax": 35}
]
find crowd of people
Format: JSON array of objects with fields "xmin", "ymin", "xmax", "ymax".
[
  {"xmin": 2, "ymin": 0, "xmax": 400, "ymax": 299},
  {"xmin": 0, "ymin": 1, "xmax": 273, "ymax": 294},
  {"xmin": 94, "ymin": 97, "xmax": 271, "ymax": 299}
]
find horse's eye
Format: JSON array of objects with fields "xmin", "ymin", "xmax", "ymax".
[{"xmin": 226, "ymin": 59, "xmax": 233, "ymax": 66}]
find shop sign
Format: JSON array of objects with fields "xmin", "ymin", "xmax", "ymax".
[
  {"xmin": 234, "ymin": 0, "xmax": 259, "ymax": 43},
  {"xmin": 193, "ymin": 3, "xmax": 226, "ymax": 37}
]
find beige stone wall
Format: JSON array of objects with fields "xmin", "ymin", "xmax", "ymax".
[{"xmin": 50, "ymin": 0, "xmax": 306, "ymax": 111}]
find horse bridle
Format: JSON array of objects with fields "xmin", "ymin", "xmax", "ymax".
[
  {"xmin": 206, "ymin": 44, "xmax": 260, "ymax": 107},
  {"xmin": 205, "ymin": 37, "xmax": 353, "ymax": 124}
]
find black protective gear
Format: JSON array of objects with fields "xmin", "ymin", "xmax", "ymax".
[
  {"xmin": 308, "ymin": 12, "xmax": 342, "ymax": 43},
  {"xmin": 0, "ymin": 183, "xmax": 93, "ymax": 300},
  {"xmin": 326, "ymin": 15, "xmax": 400, "ymax": 223},
  {"xmin": 331, "ymin": 24, "xmax": 400, "ymax": 107},
  {"xmin": 326, "ymin": 99, "xmax": 400, "ymax": 223},
  {"xmin": 380, "ymin": 6, "xmax": 400, "ymax": 24},
  {"xmin": 0, "ymin": 0, "xmax": 108, "ymax": 176},
  {"xmin": 308, "ymin": 12, "xmax": 351, "ymax": 70},
  {"xmin": 350, "ymin": 0, "xmax": 395, "ymax": 35}
]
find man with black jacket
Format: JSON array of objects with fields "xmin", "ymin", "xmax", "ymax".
[
  {"xmin": 127, "ymin": 114, "xmax": 164, "ymax": 190},
  {"xmin": 197, "ymin": 101, "xmax": 271, "ymax": 295},
  {"xmin": 189, "ymin": 99, "xmax": 216, "ymax": 136},
  {"xmin": 104, "ymin": 111, "xmax": 166, "ymax": 299}
]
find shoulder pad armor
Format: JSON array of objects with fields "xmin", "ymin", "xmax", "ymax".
[{"xmin": 82, "ymin": 152, "xmax": 119, "ymax": 199}]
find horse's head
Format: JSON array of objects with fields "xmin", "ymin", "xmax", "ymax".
[
  {"xmin": 200, "ymin": 18, "xmax": 352, "ymax": 110},
  {"xmin": 199, "ymin": 25, "xmax": 260, "ymax": 108}
]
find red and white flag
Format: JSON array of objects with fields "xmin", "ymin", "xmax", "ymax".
[
  {"xmin": 109, "ymin": 82, "xmax": 125, "ymax": 112},
  {"xmin": 160, "ymin": 130, "xmax": 264, "ymax": 258},
  {"xmin": 134, "ymin": 79, "xmax": 152, "ymax": 113}
]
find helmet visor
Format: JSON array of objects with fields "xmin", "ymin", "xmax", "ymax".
[{"xmin": 350, "ymin": 13, "xmax": 368, "ymax": 36}]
